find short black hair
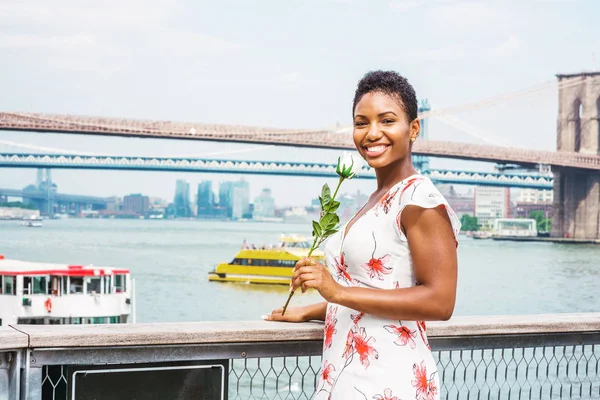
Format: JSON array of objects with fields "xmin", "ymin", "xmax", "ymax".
[{"xmin": 352, "ymin": 70, "xmax": 418, "ymax": 121}]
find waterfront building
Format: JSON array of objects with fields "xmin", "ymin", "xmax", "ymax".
[
  {"xmin": 197, "ymin": 181, "xmax": 215, "ymax": 216},
  {"xmin": 231, "ymin": 179, "xmax": 250, "ymax": 220},
  {"xmin": 174, "ymin": 180, "xmax": 191, "ymax": 218},
  {"xmin": 253, "ymin": 188, "xmax": 276, "ymax": 219},
  {"xmin": 123, "ymin": 194, "xmax": 149, "ymax": 216},
  {"xmin": 474, "ymin": 186, "xmax": 510, "ymax": 228},
  {"xmin": 219, "ymin": 181, "xmax": 234, "ymax": 218},
  {"xmin": 438, "ymin": 185, "xmax": 475, "ymax": 218},
  {"xmin": 518, "ymin": 188, "xmax": 553, "ymax": 203}
]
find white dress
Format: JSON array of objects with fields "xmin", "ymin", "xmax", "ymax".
[{"xmin": 314, "ymin": 175, "xmax": 461, "ymax": 400}]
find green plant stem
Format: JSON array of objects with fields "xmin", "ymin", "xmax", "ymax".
[{"xmin": 281, "ymin": 177, "xmax": 345, "ymax": 316}]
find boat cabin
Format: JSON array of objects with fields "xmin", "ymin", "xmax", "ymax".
[{"xmin": 0, "ymin": 255, "xmax": 133, "ymax": 326}]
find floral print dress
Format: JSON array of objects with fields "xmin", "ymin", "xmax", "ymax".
[{"xmin": 314, "ymin": 175, "xmax": 461, "ymax": 400}]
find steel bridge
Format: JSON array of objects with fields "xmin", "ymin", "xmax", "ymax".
[
  {"xmin": 0, "ymin": 187, "xmax": 107, "ymax": 205},
  {"xmin": 1, "ymin": 112, "xmax": 600, "ymax": 170},
  {"xmin": 0, "ymin": 153, "xmax": 553, "ymax": 189}
]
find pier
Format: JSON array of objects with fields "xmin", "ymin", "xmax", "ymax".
[{"xmin": 1, "ymin": 313, "xmax": 599, "ymax": 399}]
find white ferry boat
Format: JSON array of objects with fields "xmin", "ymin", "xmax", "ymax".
[
  {"xmin": 0, "ymin": 255, "xmax": 133, "ymax": 326},
  {"xmin": 21, "ymin": 216, "xmax": 43, "ymax": 227}
]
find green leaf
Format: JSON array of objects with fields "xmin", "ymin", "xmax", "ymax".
[
  {"xmin": 321, "ymin": 184, "xmax": 331, "ymax": 203},
  {"xmin": 320, "ymin": 213, "xmax": 339, "ymax": 231},
  {"xmin": 327, "ymin": 200, "xmax": 340, "ymax": 213},
  {"xmin": 312, "ymin": 220, "xmax": 323, "ymax": 237},
  {"xmin": 323, "ymin": 228, "xmax": 339, "ymax": 237}
]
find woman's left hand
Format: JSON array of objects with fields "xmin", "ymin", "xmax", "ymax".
[{"xmin": 291, "ymin": 258, "xmax": 342, "ymax": 303}]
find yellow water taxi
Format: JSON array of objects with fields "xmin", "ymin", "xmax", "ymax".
[{"xmin": 208, "ymin": 234, "xmax": 325, "ymax": 285}]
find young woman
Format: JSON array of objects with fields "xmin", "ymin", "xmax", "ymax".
[{"xmin": 264, "ymin": 70, "xmax": 460, "ymax": 400}]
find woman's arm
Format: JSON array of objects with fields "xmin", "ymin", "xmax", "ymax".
[
  {"xmin": 292, "ymin": 205, "xmax": 458, "ymax": 321},
  {"xmin": 263, "ymin": 301, "xmax": 328, "ymax": 322}
]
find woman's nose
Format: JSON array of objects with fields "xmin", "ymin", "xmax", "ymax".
[{"xmin": 366, "ymin": 123, "xmax": 382, "ymax": 140}]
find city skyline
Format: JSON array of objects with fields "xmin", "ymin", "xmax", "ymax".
[{"xmin": 1, "ymin": 1, "xmax": 598, "ymax": 205}]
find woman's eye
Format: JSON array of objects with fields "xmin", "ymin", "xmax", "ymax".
[
  {"xmin": 354, "ymin": 121, "xmax": 367, "ymax": 127},
  {"xmin": 382, "ymin": 119, "xmax": 394, "ymax": 124}
]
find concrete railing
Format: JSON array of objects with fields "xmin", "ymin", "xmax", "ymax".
[{"xmin": 1, "ymin": 313, "xmax": 599, "ymax": 399}]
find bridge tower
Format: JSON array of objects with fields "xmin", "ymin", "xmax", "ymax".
[
  {"xmin": 552, "ymin": 72, "xmax": 600, "ymax": 239},
  {"xmin": 414, "ymin": 99, "xmax": 431, "ymax": 172}
]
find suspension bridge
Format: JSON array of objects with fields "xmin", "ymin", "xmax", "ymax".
[
  {"xmin": 1, "ymin": 72, "xmax": 599, "ymax": 237},
  {"xmin": 0, "ymin": 153, "xmax": 553, "ymax": 189}
]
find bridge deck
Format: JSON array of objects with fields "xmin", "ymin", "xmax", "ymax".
[{"xmin": 2, "ymin": 112, "xmax": 600, "ymax": 170}]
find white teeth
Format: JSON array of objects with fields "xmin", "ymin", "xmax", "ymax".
[{"xmin": 366, "ymin": 145, "xmax": 386, "ymax": 151}]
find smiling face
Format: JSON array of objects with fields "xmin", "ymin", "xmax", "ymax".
[{"xmin": 353, "ymin": 91, "xmax": 420, "ymax": 170}]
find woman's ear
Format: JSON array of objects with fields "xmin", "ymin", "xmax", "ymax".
[{"xmin": 409, "ymin": 119, "xmax": 421, "ymax": 142}]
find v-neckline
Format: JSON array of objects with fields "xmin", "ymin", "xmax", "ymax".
[{"xmin": 339, "ymin": 174, "xmax": 421, "ymax": 250}]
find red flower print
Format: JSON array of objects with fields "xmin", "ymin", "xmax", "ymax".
[
  {"xmin": 362, "ymin": 254, "xmax": 392, "ymax": 280},
  {"xmin": 350, "ymin": 312, "xmax": 364, "ymax": 325},
  {"xmin": 374, "ymin": 187, "xmax": 399, "ymax": 215},
  {"xmin": 324, "ymin": 306, "xmax": 338, "ymax": 349},
  {"xmin": 334, "ymin": 254, "xmax": 352, "ymax": 283},
  {"xmin": 384, "ymin": 323, "xmax": 417, "ymax": 349},
  {"xmin": 363, "ymin": 232, "xmax": 392, "ymax": 280},
  {"xmin": 321, "ymin": 361, "xmax": 335, "ymax": 386},
  {"xmin": 412, "ymin": 361, "xmax": 438, "ymax": 400},
  {"xmin": 373, "ymin": 388, "xmax": 399, "ymax": 400},
  {"xmin": 351, "ymin": 326, "xmax": 379, "ymax": 368},
  {"xmin": 343, "ymin": 329, "xmax": 354, "ymax": 359},
  {"xmin": 417, "ymin": 320, "xmax": 430, "ymax": 350}
]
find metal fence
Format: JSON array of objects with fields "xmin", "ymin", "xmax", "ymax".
[{"xmin": 0, "ymin": 329, "xmax": 593, "ymax": 400}]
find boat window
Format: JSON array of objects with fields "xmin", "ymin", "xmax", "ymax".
[
  {"xmin": 23, "ymin": 276, "xmax": 47, "ymax": 295},
  {"xmin": 115, "ymin": 275, "xmax": 126, "ymax": 292},
  {"xmin": 50, "ymin": 276, "xmax": 61, "ymax": 296},
  {"xmin": 70, "ymin": 277, "xmax": 84, "ymax": 294},
  {"xmin": 109, "ymin": 316, "xmax": 120, "ymax": 324},
  {"xmin": 86, "ymin": 277, "xmax": 101, "ymax": 294},
  {"xmin": 103, "ymin": 275, "xmax": 112, "ymax": 294},
  {"xmin": 2, "ymin": 276, "xmax": 16, "ymax": 295},
  {"xmin": 62, "ymin": 276, "xmax": 69, "ymax": 295}
]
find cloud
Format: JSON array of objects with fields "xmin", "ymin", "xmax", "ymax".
[
  {"xmin": 399, "ymin": 44, "xmax": 466, "ymax": 62},
  {"xmin": 429, "ymin": 1, "xmax": 507, "ymax": 31},
  {"xmin": 387, "ymin": 0, "xmax": 421, "ymax": 12},
  {"xmin": 0, "ymin": 1, "xmax": 172, "ymax": 26},
  {"xmin": 488, "ymin": 35, "xmax": 521, "ymax": 57},
  {"xmin": 0, "ymin": 33, "xmax": 96, "ymax": 49}
]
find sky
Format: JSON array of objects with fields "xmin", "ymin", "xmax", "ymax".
[{"xmin": 0, "ymin": 0, "xmax": 599, "ymax": 206}]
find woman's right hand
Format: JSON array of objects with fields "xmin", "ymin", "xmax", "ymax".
[{"xmin": 262, "ymin": 305, "xmax": 309, "ymax": 323}]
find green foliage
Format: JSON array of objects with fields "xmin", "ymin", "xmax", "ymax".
[
  {"xmin": 460, "ymin": 214, "xmax": 479, "ymax": 231},
  {"xmin": 529, "ymin": 210, "xmax": 552, "ymax": 232},
  {"xmin": 0, "ymin": 201, "xmax": 36, "ymax": 210}
]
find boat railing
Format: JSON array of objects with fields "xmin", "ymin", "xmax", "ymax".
[{"xmin": 1, "ymin": 313, "xmax": 599, "ymax": 399}]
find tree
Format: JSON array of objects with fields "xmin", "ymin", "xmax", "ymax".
[
  {"xmin": 529, "ymin": 210, "xmax": 551, "ymax": 233},
  {"xmin": 460, "ymin": 214, "xmax": 479, "ymax": 231}
]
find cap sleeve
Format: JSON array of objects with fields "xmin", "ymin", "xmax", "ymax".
[{"xmin": 394, "ymin": 178, "xmax": 462, "ymax": 243}]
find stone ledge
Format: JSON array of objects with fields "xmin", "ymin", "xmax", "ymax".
[
  {"xmin": 7, "ymin": 312, "xmax": 600, "ymax": 349},
  {"xmin": 0, "ymin": 326, "xmax": 29, "ymax": 350}
]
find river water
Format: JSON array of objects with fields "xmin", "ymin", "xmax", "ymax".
[{"xmin": 1, "ymin": 218, "xmax": 599, "ymax": 323}]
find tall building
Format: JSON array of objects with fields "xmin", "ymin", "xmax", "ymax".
[
  {"xmin": 518, "ymin": 189, "xmax": 553, "ymax": 204},
  {"xmin": 474, "ymin": 186, "xmax": 510, "ymax": 228},
  {"xmin": 123, "ymin": 194, "xmax": 149, "ymax": 215},
  {"xmin": 253, "ymin": 188, "xmax": 275, "ymax": 219},
  {"xmin": 174, "ymin": 180, "xmax": 191, "ymax": 218},
  {"xmin": 197, "ymin": 181, "xmax": 215, "ymax": 216},
  {"xmin": 219, "ymin": 181, "xmax": 234, "ymax": 217},
  {"xmin": 231, "ymin": 179, "xmax": 250, "ymax": 220}
]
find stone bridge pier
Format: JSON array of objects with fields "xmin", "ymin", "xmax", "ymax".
[{"xmin": 553, "ymin": 72, "xmax": 600, "ymax": 239}]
